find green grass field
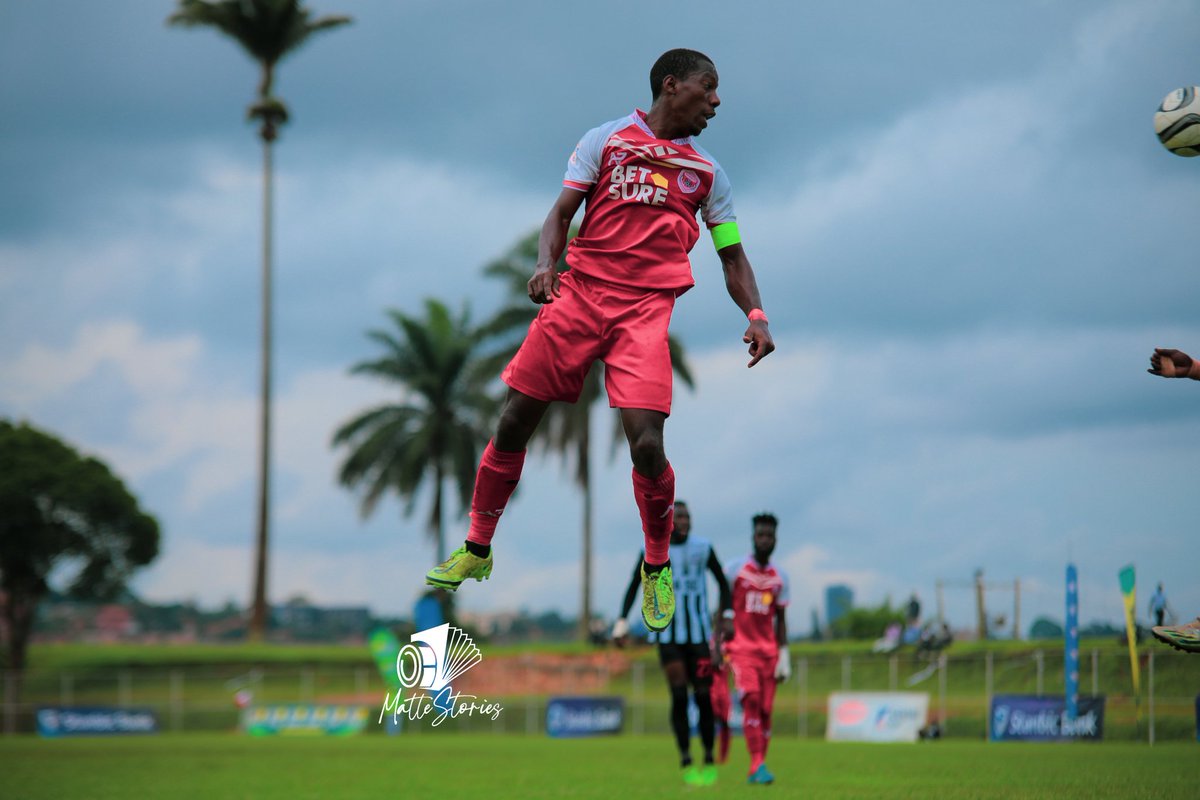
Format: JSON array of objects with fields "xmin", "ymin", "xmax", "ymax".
[{"xmin": 0, "ymin": 733, "xmax": 1192, "ymax": 800}]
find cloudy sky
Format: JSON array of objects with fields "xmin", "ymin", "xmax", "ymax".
[{"xmin": 3, "ymin": 1, "xmax": 1199, "ymax": 636}]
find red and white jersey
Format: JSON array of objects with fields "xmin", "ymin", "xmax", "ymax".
[
  {"xmin": 724, "ymin": 555, "xmax": 789, "ymax": 658},
  {"xmin": 562, "ymin": 110, "xmax": 736, "ymax": 292}
]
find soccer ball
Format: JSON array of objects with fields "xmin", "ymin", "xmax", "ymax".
[{"xmin": 1154, "ymin": 86, "xmax": 1200, "ymax": 157}]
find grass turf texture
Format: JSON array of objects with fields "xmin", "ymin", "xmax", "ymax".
[{"xmin": 0, "ymin": 734, "xmax": 1192, "ymax": 800}]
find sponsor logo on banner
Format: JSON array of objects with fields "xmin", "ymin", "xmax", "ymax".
[
  {"xmin": 826, "ymin": 692, "xmax": 929, "ymax": 743},
  {"xmin": 378, "ymin": 623, "xmax": 503, "ymax": 728},
  {"xmin": 990, "ymin": 695, "xmax": 1104, "ymax": 742},
  {"xmin": 37, "ymin": 707, "xmax": 158, "ymax": 737},
  {"xmin": 243, "ymin": 704, "xmax": 369, "ymax": 736},
  {"xmin": 545, "ymin": 696, "xmax": 624, "ymax": 738}
]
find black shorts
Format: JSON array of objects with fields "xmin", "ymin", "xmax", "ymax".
[{"xmin": 657, "ymin": 642, "xmax": 714, "ymax": 687}]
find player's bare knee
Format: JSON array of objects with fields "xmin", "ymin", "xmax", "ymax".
[
  {"xmin": 494, "ymin": 395, "xmax": 546, "ymax": 450},
  {"xmin": 627, "ymin": 432, "xmax": 666, "ymax": 474}
]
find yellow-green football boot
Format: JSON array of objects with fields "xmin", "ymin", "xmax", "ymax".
[
  {"xmin": 640, "ymin": 562, "xmax": 674, "ymax": 632},
  {"xmin": 426, "ymin": 545, "xmax": 493, "ymax": 591}
]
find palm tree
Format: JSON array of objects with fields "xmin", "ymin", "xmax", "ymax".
[
  {"xmin": 332, "ymin": 300, "xmax": 497, "ymax": 565},
  {"xmin": 480, "ymin": 231, "xmax": 696, "ymax": 641},
  {"xmin": 167, "ymin": 1, "xmax": 351, "ymax": 640}
]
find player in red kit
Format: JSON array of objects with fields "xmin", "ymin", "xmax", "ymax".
[
  {"xmin": 721, "ymin": 513, "xmax": 789, "ymax": 785},
  {"xmin": 709, "ymin": 614, "xmax": 734, "ymax": 764},
  {"xmin": 426, "ymin": 49, "xmax": 775, "ymax": 636}
]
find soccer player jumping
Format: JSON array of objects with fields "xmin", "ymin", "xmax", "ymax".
[
  {"xmin": 426, "ymin": 49, "xmax": 775, "ymax": 636},
  {"xmin": 722, "ymin": 513, "xmax": 790, "ymax": 785}
]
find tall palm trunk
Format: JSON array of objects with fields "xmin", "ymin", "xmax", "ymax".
[
  {"xmin": 578, "ymin": 412, "xmax": 592, "ymax": 642},
  {"xmin": 249, "ymin": 66, "xmax": 279, "ymax": 641},
  {"xmin": 433, "ymin": 462, "xmax": 446, "ymax": 565}
]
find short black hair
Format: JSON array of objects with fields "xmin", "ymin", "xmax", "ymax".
[
  {"xmin": 650, "ymin": 48, "xmax": 715, "ymax": 101},
  {"xmin": 752, "ymin": 512, "xmax": 778, "ymax": 529}
]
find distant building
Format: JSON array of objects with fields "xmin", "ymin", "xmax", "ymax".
[
  {"xmin": 826, "ymin": 584, "xmax": 853, "ymax": 630},
  {"xmin": 271, "ymin": 597, "xmax": 371, "ymax": 642}
]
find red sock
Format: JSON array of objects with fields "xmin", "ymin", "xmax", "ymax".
[
  {"xmin": 632, "ymin": 463, "xmax": 674, "ymax": 565},
  {"xmin": 717, "ymin": 722, "xmax": 731, "ymax": 764},
  {"xmin": 742, "ymin": 692, "xmax": 765, "ymax": 773},
  {"xmin": 465, "ymin": 441, "xmax": 525, "ymax": 547}
]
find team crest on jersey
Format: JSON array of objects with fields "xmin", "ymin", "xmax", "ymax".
[
  {"xmin": 678, "ymin": 169, "xmax": 701, "ymax": 194},
  {"xmin": 608, "ymin": 150, "xmax": 631, "ymax": 167}
]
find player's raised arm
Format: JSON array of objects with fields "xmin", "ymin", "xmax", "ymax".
[
  {"xmin": 716, "ymin": 241, "xmax": 774, "ymax": 367},
  {"xmin": 529, "ymin": 188, "xmax": 586, "ymax": 304},
  {"xmin": 1148, "ymin": 348, "xmax": 1200, "ymax": 379}
]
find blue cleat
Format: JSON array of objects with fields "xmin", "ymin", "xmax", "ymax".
[{"xmin": 748, "ymin": 764, "xmax": 775, "ymax": 785}]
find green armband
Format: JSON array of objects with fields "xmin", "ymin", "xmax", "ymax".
[{"xmin": 710, "ymin": 221, "xmax": 741, "ymax": 251}]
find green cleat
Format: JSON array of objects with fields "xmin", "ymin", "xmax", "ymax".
[
  {"xmin": 640, "ymin": 562, "xmax": 675, "ymax": 632},
  {"xmin": 700, "ymin": 764, "xmax": 718, "ymax": 786},
  {"xmin": 425, "ymin": 545, "xmax": 493, "ymax": 591},
  {"xmin": 1152, "ymin": 617, "xmax": 1200, "ymax": 653},
  {"xmin": 682, "ymin": 765, "xmax": 702, "ymax": 786}
]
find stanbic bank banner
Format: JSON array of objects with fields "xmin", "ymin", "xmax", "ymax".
[
  {"xmin": 990, "ymin": 695, "xmax": 1104, "ymax": 742},
  {"xmin": 545, "ymin": 696, "xmax": 624, "ymax": 738},
  {"xmin": 826, "ymin": 692, "xmax": 929, "ymax": 742},
  {"xmin": 37, "ymin": 707, "xmax": 158, "ymax": 737}
]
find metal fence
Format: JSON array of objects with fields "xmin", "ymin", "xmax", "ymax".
[{"xmin": 4, "ymin": 647, "xmax": 1194, "ymax": 741}]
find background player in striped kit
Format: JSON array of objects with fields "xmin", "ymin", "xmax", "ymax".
[
  {"xmin": 613, "ymin": 501, "xmax": 732, "ymax": 786},
  {"xmin": 722, "ymin": 512, "xmax": 789, "ymax": 785}
]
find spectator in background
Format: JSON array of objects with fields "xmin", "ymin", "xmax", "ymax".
[{"xmin": 1148, "ymin": 583, "xmax": 1170, "ymax": 628}]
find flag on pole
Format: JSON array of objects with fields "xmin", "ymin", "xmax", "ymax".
[
  {"xmin": 369, "ymin": 627, "xmax": 403, "ymax": 735},
  {"xmin": 1117, "ymin": 565, "xmax": 1140, "ymax": 714}
]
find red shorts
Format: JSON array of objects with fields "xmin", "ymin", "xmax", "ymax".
[
  {"xmin": 729, "ymin": 651, "xmax": 778, "ymax": 711},
  {"xmin": 501, "ymin": 270, "xmax": 676, "ymax": 414}
]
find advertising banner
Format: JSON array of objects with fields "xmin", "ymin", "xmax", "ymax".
[
  {"xmin": 36, "ymin": 707, "xmax": 158, "ymax": 738},
  {"xmin": 243, "ymin": 704, "xmax": 369, "ymax": 736},
  {"xmin": 826, "ymin": 692, "xmax": 928, "ymax": 743},
  {"xmin": 545, "ymin": 696, "xmax": 624, "ymax": 738},
  {"xmin": 990, "ymin": 695, "xmax": 1105, "ymax": 742}
]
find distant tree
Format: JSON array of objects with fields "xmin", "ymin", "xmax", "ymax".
[
  {"xmin": 1028, "ymin": 617, "xmax": 1064, "ymax": 639},
  {"xmin": 0, "ymin": 420, "xmax": 160, "ymax": 716},
  {"xmin": 333, "ymin": 300, "xmax": 496, "ymax": 563},
  {"xmin": 168, "ymin": 0, "xmax": 352, "ymax": 642},
  {"xmin": 479, "ymin": 230, "xmax": 696, "ymax": 641},
  {"xmin": 830, "ymin": 601, "xmax": 906, "ymax": 640}
]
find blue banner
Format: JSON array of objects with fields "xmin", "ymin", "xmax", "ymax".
[
  {"xmin": 1065, "ymin": 564, "xmax": 1079, "ymax": 719},
  {"xmin": 990, "ymin": 695, "xmax": 1104, "ymax": 742},
  {"xmin": 545, "ymin": 696, "xmax": 623, "ymax": 738},
  {"xmin": 37, "ymin": 707, "xmax": 158, "ymax": 738}
]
